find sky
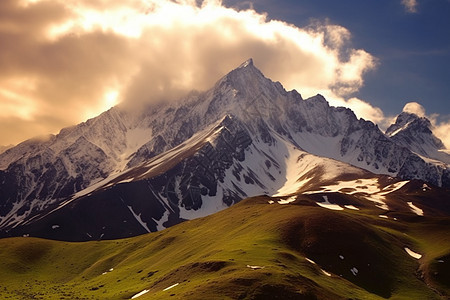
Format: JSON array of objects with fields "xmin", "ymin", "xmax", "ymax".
[{"xmin": 0, "ymin": 0, "xmax": 449, "ymax": 148}]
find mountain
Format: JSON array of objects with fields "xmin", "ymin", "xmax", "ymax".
[
  {"xmin": 0, "ymin": 59, "xmax": 449, "ymax": 240},
  {"xmin": 386, "ymin": 111, "xmax": 450, "ymax": 164}
]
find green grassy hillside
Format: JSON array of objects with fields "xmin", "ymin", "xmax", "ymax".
[{"xmin": 0, "ymin": 196, "xmax": 449, "ymax": 299}]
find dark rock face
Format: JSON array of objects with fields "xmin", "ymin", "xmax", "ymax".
[{"xmin": 0, "ymin": 137, "xmax": 113, "ymax": 227}]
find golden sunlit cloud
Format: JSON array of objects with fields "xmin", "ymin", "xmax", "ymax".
[
  {"xmin": 402, "ymin": 102, "xmax": 426, "ymax": 117},
  {"xmin": 343, "ymin": 97, "xmax": 385, "ymax": 123},
  {"xmin": 0, "ymin": 0, "xmax": 386, "ymax": 146},
  {"xmin": 0, "ymin": 77, "xmax": 40, "ymax": 120},
  {"xmin": 434, "ymin": 121, "xmax": 450, "ymax": 150}
]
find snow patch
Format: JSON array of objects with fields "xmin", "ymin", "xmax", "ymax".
[
  {"xmin": 305, "ymin": 258, "xmax": 316, "ymax": 265},
  {"xmin": 163, "ymin": 283, "xmax": 179, "ymax": 291},
  {"xmin": 127, "ymin": 205, "xmax": 151, "ymax": 233},
  {"xmin": 405, "ymin": 247, "xmax": 422, "ymax": 259},
  {"xmin": 317, "ymin": 195, "xmax": 343, "ymax": 211},
  {"xmin": 247, "ymin": 265, "xmax": 265, "ymax": 270},
  {"xmin": 152, "ymin": 209, "xmax": 170, "ymax": 231},
  {"xmin": 306, "ymin": 178, "xmax": 379, "ymax": 195},
  {"xmin": 52, "ymin": 224, "xmax": 60, "ymax": 229},
  {"xmin": 305, "ymin": 179, "xmax": 409, "ymax": 211},
  {"xmin": 344, "ymin": 205, "xmax": 359, "ymax": 210},
  {"xmin": 131, "ymin": 289, "xmax": 149, "ymax": 299},
  {"xmin": 379, "ymin": 215, "xmax": 388, "ymax": 219},
  {"xmin": 305, "ymin": 258, "xmax": 331, "ymax": 276},
  {"xmin": 407, "ymin": 202, "xmax": 424, "ymax": 216},
  {"xmin": 101, "ymin": 268, "xmax": 113, "ymax": 275},
  {"xmin": 422, "ymin": 183, "xmax": 430, "ymax": 191},
  {"xmin": 278, "ymin": 196, "xmax": 296, "ymax": 205},
  {"xmin": 378, "ymin": 180, "xmax": 409, "ymax": 195},
  {"xmin": 350, "ymin": 267, "xmax": 359, "ymax": 276}
]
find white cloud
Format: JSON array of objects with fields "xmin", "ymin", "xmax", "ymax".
[
  {"xmin": 1, "ymin": 0, "xmax": 447, "ymax": 151},
  {"xmin": 403, "ymin": 102, "xmax": 426, "ymax": 117},
  {"xmin": 345, "ymin": 97, "xmax": 386, "ymax": 123},
  {"xmin": 401, "ymin": 0, "xmax": 418, "ymax": 13},
  {"xmin": 427, "ymin": 112, "xmax": 450, "ymax": 149}
]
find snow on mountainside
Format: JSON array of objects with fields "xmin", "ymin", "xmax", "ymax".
[
  {"xmin": 0, "ymin": 58, "xmax": 449, "ymax": 239},
  {"xmin": 386, "ymin": 111, "xmax": 450, "ymax": 164}
]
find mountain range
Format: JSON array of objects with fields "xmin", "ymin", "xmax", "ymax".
[{"xmin": 0, "ymin": 58, "xmax": 449, "ymax": 241}]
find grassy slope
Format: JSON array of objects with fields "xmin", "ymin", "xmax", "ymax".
[{"xmin": 0, "ymin": 196, "xmax": 449, "ymax": 300}]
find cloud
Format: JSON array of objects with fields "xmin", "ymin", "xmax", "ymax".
[
  {"xmin": 402, "ymin": 102, "xmax": 426, "ymax": 117},
  {"xmin": 401, "ymin": 0, "xmax": 418, "ymax": 13},
  {"xmin": 434, "ymin": 121, "xmax": 450, "ymax": 150},
  {"xmin": 0, "ymin": 0, "xmax": 379, "ymax": 145},
  {"xmin": 428, "ymin": 112, "xmax": 450, "ymax": 150},
  {"xmin": 343, "ymin": 97, "xmax": 385, "ymax": 123}
]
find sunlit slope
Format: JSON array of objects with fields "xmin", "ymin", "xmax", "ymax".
[{"xmin": 0, "ymin": 196, "xmax": 449, "ymax": 299}]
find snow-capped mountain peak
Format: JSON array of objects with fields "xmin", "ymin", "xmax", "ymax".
[
  {"xmin": 237, "ymin": 58, "xmax": 254, "ymax": 68},
  {"xmin": 386, "ymin": 111, "xmax": 434, "ymax": 138},
  {"xmin": 385, "ymin": 112, "xmax": 418, "ymax": 137},
  {"xmin": 385, "ymin": 111, "xmax": 448, "ymax": 164}
]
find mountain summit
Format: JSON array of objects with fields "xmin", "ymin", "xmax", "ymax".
[
  {"xmin": 386, "ymin": 111, "xmax": 450, "ymax": 164},
  {"xmin": 0, "ymin": 59, "xmax": 449, "ymax": 240}
]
